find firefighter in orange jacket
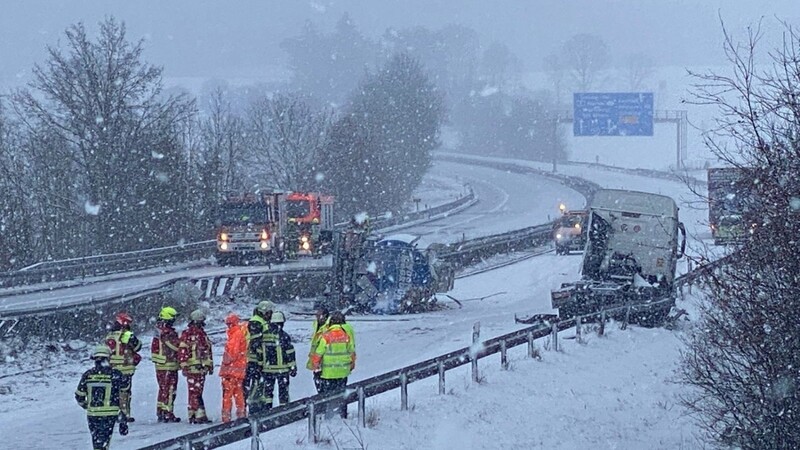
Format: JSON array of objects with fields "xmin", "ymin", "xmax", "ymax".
[
  {"xmin": 310, "ymin": 311, "xmax": 356, "ymax": 418},
  {"xmin": 151, "ymin": 306, "xmax": 181, "ymax": 423},
  {"xmin": 179, "ymin": 309, "xmax": 213, "ymax": 424},
  {"xmin": 105, "ymin": 312, "xmax": 142, "ymax": 422},
  {"xmin": 220, "ymin": 313, "xmax": 247, "ymax": 422}
]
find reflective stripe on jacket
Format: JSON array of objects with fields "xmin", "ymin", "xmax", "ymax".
[
  {"xmin": 151, "ymin": 324, "xmax": 180, "ymax": 371},
  {"xmin": 263, "ymin": 326, "xmax": 297, "ymax": 374},
  {"xmin": 220, "ymin": 322, "xmax": 248, "ymax": 380},
  {"xmin": 306, "ymin": 318, "xmax": 329, "ymax": 370},
  {"xmin": 178, "ymin": 324, "xmax": 213, "ymax": 374},
  {"xmin": 106, "ymin": 330, "xmax": 142, "ymax": 375},
  {"xmin": 311, "ymin": 325, "xmax": 355, "ymax": 380},
  {"xmin": 75, "ymin": 365, "xmax": 122, "ymax": 417},
  {"xmin": 247, "ymin": 315, "xmax": 268, "ymax": 367}
]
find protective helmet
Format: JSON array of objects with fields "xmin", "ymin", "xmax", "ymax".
[
  {"xmin": 92, "ymin": 344, "xmax": 111, "ymax": 360},
  {"xmin": 159, "ymin": 306, "xmax": 178, "ymax": 321},
  {"xmin": 115, "ymin": 312, "xmax": 133, "ymax": 327},
  {"xmin": 190, "ymin": 309, "xmax": 206, "ymax": 322},
  {"xmin": 271, "ymin": 311, "xmax": 286, "ymax": 324},
  {"xmin": 225, "ymin": 313, "xmax": 240, "ymax": 326},
  {"xmin": 256, "ymin": 300, "xmax": 275, "ymax": 314}
]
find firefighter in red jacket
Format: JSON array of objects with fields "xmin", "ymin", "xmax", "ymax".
[
  {"xmin": 105, "ymin": 312, "xmax": 142, "ymax": 422},
  {"xmin": 220, "ymin": 313, "xmax": 247, "ymax": 422},
  {"xmin": 179, "ymin": 309, "xmax": 214, "ymax": 424},
  {"xmin": 151, "ymin": 306, "xmax": 181, "ymax": 422}
]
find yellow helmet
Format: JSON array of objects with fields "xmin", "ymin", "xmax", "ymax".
[{"xmin": 159, "ymin": 306, "xmax": 178, "ymax": 321}]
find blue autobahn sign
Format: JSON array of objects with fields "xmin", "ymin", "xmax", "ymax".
[{"xmin": 573, "ymin": 92, "xmax": 654, "ymax": 136}]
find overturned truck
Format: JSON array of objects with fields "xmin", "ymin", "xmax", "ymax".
[
  {"xmin": 329, "ymin": 230, "xmax": 455, "ymax": 314},
  {"xmin": 551, "ymin": 189, "xmax": 686, "ymax": 326}
]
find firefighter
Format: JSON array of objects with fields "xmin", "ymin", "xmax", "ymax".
[
  {"xmin": 75, "ymin": 344, "xmax": 127, "ymax": 450},
  {"xmin": 151, "ymin": 306, "xmax": 181, "ymax": 423},
  {"xmin": 105, "ymin": 312, "xmax": 142, "ymax": 422},
  {"xmin": 306, "ymin": 306, "xmax": 329, "ymax": 393},
  {"xmin": 310, "ymin": 311, "xmax": 356, "ymax": 419},
  {"xmin": 179, "ymin": 309, "xmax": 213, "ymax": 424},
  {"xmin": 244, "ymin": 300, "xmax": 274, "ymax": 415},
  {"xmin": 220, "ymin": 313, "xmax": 247, "ymax": 422},
  {"xmin": 264, "ymin": 311, "xmax": 297, "ymax": 406}
]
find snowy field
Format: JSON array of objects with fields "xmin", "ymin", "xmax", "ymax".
[{"xmin": 0, "ymin": 158, "xmax": 709, "ymax": 449}]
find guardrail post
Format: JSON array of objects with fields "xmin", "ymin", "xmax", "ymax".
[
  {"xmin": 622, "ymin": 305, "xmax": 631, "ymax": 330},
  {"xmin": 400, "ymin": 372, "xmax": 408, "ymax": 411},
  {"xmin": 551, "ymin": 323, "xmax": 559, "ymax": 352},
  {"xmin": 308, "ymin": 402, "xmax": 318, "ymax": 443},
  {"xmin": 599, "ymin": 310, "xmax": 606, "ymax": 336},
  {"xmin": 250, "ymin": 417, "xmax": 259, "ymax": 450},
  {"xmin": 438, "ymin": 361, "xmax": 445, "ymax": 395},
  {"xmin": 183, "ymin": 440, "xmax": 192, "ymax": 450},
  {"xmin": 357, "ymin": 386, "xmax": 366, "ymax": 428},
  {"xmin": 500, "ymin": 340, "xmax": 508, "ymax": 370},
  {"xmin": 527, "ymin": 330, "xmax": 535, "ymax": 357},
  {"xmin": 575, "ymin": 316, "xmax": 583, "ymax": 343},
  {"xmin": 472, "ymin": 321, "xmax": 480, "ymax": 383}
]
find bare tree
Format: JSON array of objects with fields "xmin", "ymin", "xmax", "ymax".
[
  {"xmin": 13, "ymin": 17, "xmax": 194, "ymax": 253},
  {"xmin": 245, "ymin": 93, "xmax": 332, "ymax": 191},
  {"xmin": 622, "ymin": 52, "xmax": 654, "ymax": 91},
  {"xmin": 680, "ymin": 20, "xmax": 800, "ymax": 449},
  {"xmin": 562, "ymin": 33, "xmax": 610, "ymax": 92},
  {"xmin": 480, "ymin": 41, "xmax": 523, "ymax": 88},
  {"xmin": 543, "ymin": 52, "xmax": 567, "ymax": 106}
]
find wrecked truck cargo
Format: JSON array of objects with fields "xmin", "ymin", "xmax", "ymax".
[{"xmin": 552, "ymin": 189, "xmax": 686, "ymax": 326}]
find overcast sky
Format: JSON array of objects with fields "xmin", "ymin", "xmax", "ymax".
[{"xmin": 1, "ymin": 0, "xmax": 797, "ymax": 88}]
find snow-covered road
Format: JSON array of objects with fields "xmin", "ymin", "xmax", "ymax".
[{"xmin": 0, "ymin": 155, "xmax": 707, "ymax": 449}]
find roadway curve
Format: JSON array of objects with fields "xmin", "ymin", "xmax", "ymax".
[
  {"xmin": 0, "ymin": 155, "xmax": 702, "ymax": 449},
  {"xmin": 0, "ymin": 160, "xmax": 584, "ymax": 317}
]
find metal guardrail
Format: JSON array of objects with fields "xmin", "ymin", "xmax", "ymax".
[
  {"xmin": 0, "ymin": 241, "xmax": 215, "ymax": 288},
  {"xmin": 140, "ymin": 257, "xmax": 722, "ymax": 450},
  {"xmin": 0, "ymin": 190, "xmax": 475, "ymax": 290}
]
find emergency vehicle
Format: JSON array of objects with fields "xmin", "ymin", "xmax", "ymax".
[
  {"xmin": 215, "ymin": 192, "xmax": 285, "ymax": 265},
  {"xmin": 284, "ymin": 192, "xmax": 335, "ymax": 257},
  {"xmin": 553, "ymin": 204, "xmax": 588, "ymax": 255}
]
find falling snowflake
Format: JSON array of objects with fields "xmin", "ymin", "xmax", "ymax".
[
  {"xmin": 790, "ymin": 197, "xmax": 800, "ymax": 210},
  {"xmin": 354, "ymin": 211, "xmax": 369, "ymax": 224},
  {"xmin": 151, "ymin": 151, "xmax": 165, "ymax": 159},
  {"xmin": 315, "ymin": 172, "xmax": 325, "ymax": 182},
  {"xmin": 84, "ymin": 200, "xmax": 101, "ymax": 215}
]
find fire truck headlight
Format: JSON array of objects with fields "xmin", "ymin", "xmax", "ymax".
[
  {"xmin": 300, "ymin": 235, "xmax": 309, "ymax": 243},
  {"xmin": 556, "ymin": 233, "xmax": 563, "ymax": 240},
  {"xmin": 260, "ymin": 230, "xmax": 269, "ymax": 240},
  {"xmin": 574, "ymin": 223, "xmax": 581, "ymax": 230},
  {"xmin": 219, "ymin": 232, "xmax": 229, "ymax": 241},
  {"xmin": 301, "ymin": 242, "xmax": 311, "ymax": 250},
  {"xmin": 220, "ymin": 242, "xmax": 229, "ymax": 251},
  {"xmin": 260, "ymin": 241, "xmax": 269, "ymax": 249}
]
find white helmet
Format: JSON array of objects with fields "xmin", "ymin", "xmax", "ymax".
[
  {"xmin": 271, "ymin": 311, "xmax": 286, "ymax": 324},
  {"xmin": 190, "ymin": 309, "xmax": 206, "ymax": 322},
  {"xmin": 92, "ymin": 344, "xmax": 111, "ymax": 360},
  {"xmin": 256, "ymin": 300, "xmax": 275, "ymax": 314}
]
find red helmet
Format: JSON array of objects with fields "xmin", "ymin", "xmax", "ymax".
[{"xmin": 115, "ymin": 312, "xmax": 133, "ymax": 327}]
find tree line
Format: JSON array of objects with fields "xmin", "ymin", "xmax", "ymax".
[{"xmin": 0, "ymin": 18, "xmax": 444, "ymax": 269}]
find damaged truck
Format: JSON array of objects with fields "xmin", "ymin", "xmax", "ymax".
[{"xmin": 550, "ymin": 189, "xmax": 686, "ymax": 326}]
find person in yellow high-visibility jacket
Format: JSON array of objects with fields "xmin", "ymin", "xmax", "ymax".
[
  {"xmin": 310, "ymin": 311, "xmax": 356, "ymax": 418},
  {"xmin": 307, "ymin": 307, "xmax": 355, "ymax": 393}
]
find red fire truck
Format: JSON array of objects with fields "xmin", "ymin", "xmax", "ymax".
[{"xmin": 284, "ymin": 192, "xmax": 335, "ymax": 257}]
